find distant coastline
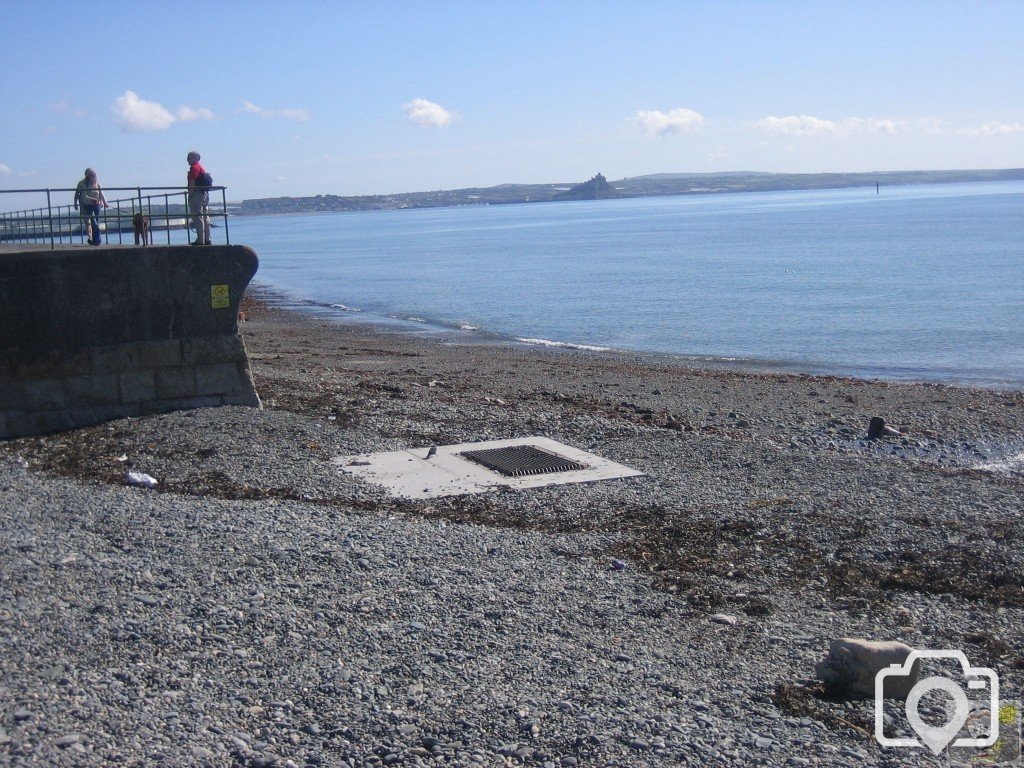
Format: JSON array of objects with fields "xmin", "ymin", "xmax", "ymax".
[{"xmin": 235, "ymin": 167, "xmax": 1024, "ymax": 216}]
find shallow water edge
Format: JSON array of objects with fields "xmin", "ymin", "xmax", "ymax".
[{"xmin": 249, "ymin": 281, "xmax": 1024, "ymax": 392}]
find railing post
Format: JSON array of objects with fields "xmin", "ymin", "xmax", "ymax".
[
  {"xmin": 222, "ymin": 187, "xmax": 230, "ymax": 245},
  {"xmin": 135, "ymin": 187, "xmax": 145, "ymax": 247},
  {"xmin": 46, "ymin": 190, "xmax": 55, "ymax": 250}
]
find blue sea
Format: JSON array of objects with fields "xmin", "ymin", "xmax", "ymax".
[{"xmin": 230, "ymin": 181, "xmax": 1024, "ymax": 388}]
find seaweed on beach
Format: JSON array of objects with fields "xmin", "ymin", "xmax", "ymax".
[
  {"xmin": 772, "ymin": 682, "xmax": 874, "ymax": 738},
  {"xmin": 3, "ymin": 423, "xmax": 142, "ymax": 486},
  {"xmin": 613, "ymin": 496, "xmax": 1024, "ymax": 610},
  {"xmin": 8, "ymin": 417, "xmax": 1023, "ymax": 612},
  {"xmin": 794, "ymin": 538, "xmax": 1024, "ymax": 609}
]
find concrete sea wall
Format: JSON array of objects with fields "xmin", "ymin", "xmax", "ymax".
[{"xmin": 0, "ymin": 245, "xmax": 261, "ymax": 439}]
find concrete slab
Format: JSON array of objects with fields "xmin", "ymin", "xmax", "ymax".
[{"xmin": 333, "ymin": 436, "xmax": 644, "ymax": 499}]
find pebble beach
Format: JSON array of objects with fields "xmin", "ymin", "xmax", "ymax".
[{"xmin": 2, "ymin": 292, "xmax": 1023, "ymax": 767}]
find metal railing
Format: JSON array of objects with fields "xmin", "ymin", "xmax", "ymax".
[{"xmin": 0, "ymin": 186, "xmax": 231, "ymax": 248}]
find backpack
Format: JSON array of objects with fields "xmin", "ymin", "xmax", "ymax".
[{"xmin": 195, "ymin": 171, "xmax": 213, "ymax": 187}]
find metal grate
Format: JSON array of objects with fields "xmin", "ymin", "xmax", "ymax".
[{"xmin": 459, "ymin": 445, "xmax": 587, "ymax": 477}]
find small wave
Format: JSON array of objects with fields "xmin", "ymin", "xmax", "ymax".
[
  {"xmin": 517, "ymin": 337, "xmax": 612, "ymax": 352},
  {"xmin": 975, "ymin": 451, "xmax": 1024, "ymax": 474},
  {"xmin": 459, "ymin": 324, "xmax": 479, "ymax": 331},
  {"xmin": 284, "ymin": 295, "xmax": 365, "ymax": 314},
  {"xmin": 406, "ymin": 317, "xmax": 427, "ymax": 323}
]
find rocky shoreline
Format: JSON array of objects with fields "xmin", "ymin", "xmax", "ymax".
[{"xmin": 2, "ymin": 294, "xmax": 1022, "ymax": 766}]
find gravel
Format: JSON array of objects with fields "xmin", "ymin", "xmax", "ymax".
[{"xmin": 0, "ymin": 294, "xmax": 1021, "ymax": 766}]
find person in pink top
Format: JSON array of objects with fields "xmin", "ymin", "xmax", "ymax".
[{"xmin": 186, "ymin": 150, "xmax": 211, "ymax": 245}]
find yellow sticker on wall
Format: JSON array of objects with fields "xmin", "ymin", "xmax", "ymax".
[{"xmin": 211, "ymin": 284, "xmax": 230, "ymax": 309}]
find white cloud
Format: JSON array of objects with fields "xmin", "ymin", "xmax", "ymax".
[
  {"xmin": 112, "ymin": 90, "xmax": 215, "ymax": 131},
  {"xmin": 403, "ymin": 98, "xmax": 455, "ymax": 128},
  {"xmin": 0, "ymin": 163, "xmax": 11, "ymax": 176},
  {"xmin": 176, "ymin": 106, "xmax": 216, "ymax": 123},
  {"xmin": 631, "ymin": 108, "xmax": 705, "ymax": 137},
  {"xmin": 756, "ymin": 114, "xmax": 909, "ymax": 137},
  {"xmin": 241, "ymin": 101, "xmax": 311, "ymax": 122},
  {"xmin": 113, "ymin": 91, "xmax": 177, "ymax": 131},
  {"xmin": 756, "ymin": 115, "xmax": 840, "ymax": 137},
  {"xmin": 279, "ymin": 108, "xmax": 311, "ymax": 122},
  {"xmin": 847, "ymin": 117, "xmax": 909, "ymax": 135},
  {"xmin": 956, "ymin": 121, "xmax": 1024, "ymax": 136}
]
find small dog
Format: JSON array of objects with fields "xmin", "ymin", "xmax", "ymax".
[{"xmin": 132, "ymin": 213, "xmax": 152, "ymax": 245}]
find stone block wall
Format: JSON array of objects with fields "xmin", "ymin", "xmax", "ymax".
[{"xmin": 0, "ymin": 245, "xmax": 261, "ymax": 439}]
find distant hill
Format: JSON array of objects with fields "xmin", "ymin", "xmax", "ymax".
[
  {"xmin": 634, "ymin": 171, "xmax": 774, "ymax": 180},
  {"xmin": 617, "ymin": 168, "xmax": 1024, "ymax": 196},
  {"xmin": 236, "ymin": 168, "xmax": 1024, "ymax": 216}
]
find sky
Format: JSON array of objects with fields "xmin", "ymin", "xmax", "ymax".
[{"xmin": 1, "ymin": 0, "xmax": 1023, "ymax": 202}]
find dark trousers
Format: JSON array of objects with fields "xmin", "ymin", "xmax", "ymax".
[{"xmin": 82, "ymin": 203, "xmax": 101, "ymax": 245}]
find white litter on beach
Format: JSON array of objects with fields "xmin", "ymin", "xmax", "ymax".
[
  {"xmin": 125, "ymin": 471, "xmax": 158, "ymax": 489},
  {"xmin": 334, "ymin": 436, "xmax": 643, "ymax": 499}
]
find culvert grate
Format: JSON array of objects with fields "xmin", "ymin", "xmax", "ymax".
[
  {"xmin": 459, "ymin": 444, "xmax": 587, "ymax": 477},
  {"xmin": 334, "ymin": 436, "xmax": 644, "ymax": 498}
]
